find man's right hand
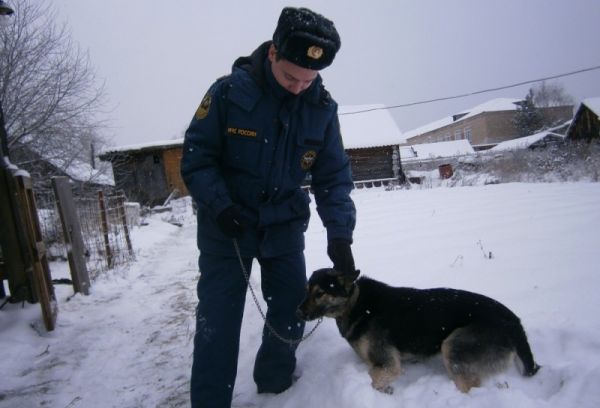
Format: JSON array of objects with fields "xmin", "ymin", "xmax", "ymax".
[
  {"xmin": 216, "ymin": 206, "xmax": 245, "ymax": 238},
  {"xmin": 327, "ymin": 239, "xmax": 355, "ymax": 276}
]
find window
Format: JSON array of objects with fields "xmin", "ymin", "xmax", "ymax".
[
  {"xmin": 464, "ymin": 127, "xmax": 472, "ymax": 142},
  {"xmin": 454, "ymin": 129, "xmax": 462, "ymax": 140}
]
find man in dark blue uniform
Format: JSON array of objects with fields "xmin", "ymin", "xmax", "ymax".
[{"xmin": 181, "ymin": 7, "xmax": 357, "ymax": 407}]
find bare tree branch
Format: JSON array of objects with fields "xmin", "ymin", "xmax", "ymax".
[
  {"xmin": 1, "ymin": 0, "xmax": 110, "ymax": 174},
  {"xmin": 532, "ymin": 81, "xmax": 574, "ymax": 108}
]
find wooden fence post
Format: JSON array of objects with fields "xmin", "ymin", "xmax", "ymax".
[
  {"xmin": 116, "ymin": 192, "xmax": 134, "ymax": 256},
  {"xmin": 52, "ymin": 177, "xmax": 91, "ymax": 295},
  {"xmin": 98, "ymin": 190, "xmax": 113, "ymax": 268}
]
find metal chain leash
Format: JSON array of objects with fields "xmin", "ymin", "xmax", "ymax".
[{"xmin": 232, "ymin": 239, "xmax": 322, "ymax": 345}]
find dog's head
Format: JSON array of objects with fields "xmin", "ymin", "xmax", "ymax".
[{"xmin": 297, "ymin": 268, "xmax": 360, "ymax": 321}]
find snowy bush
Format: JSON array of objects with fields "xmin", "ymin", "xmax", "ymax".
[
  {"xmin": 475, "ymin": 139, "xmax": 600, "ymax": 183},
  {"xmin": 406, "ymin": 139, "xmax": 600, "ymax": 188}
]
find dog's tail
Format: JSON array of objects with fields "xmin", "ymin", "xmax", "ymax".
[{"xmin": 511, "ymin": 323, "xmax": 540, "ymax": 376}]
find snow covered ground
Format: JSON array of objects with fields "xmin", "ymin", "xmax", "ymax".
[{"xmin": 2, "ymin": 182, "xmax": 600, "ymax": 408}]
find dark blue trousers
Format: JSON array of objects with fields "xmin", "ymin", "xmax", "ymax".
[{"xmin": 190, "ymin": 251, "xmax": 307, "ymax": 408}]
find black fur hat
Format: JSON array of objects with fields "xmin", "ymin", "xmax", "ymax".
[{"xmin": 272, "ymin": 7, "xmax": 341, "ymax": 70}]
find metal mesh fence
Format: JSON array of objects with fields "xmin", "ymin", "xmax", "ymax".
[
  {"xmin": 35, "ymin": 193, "xmax": 67, "ymax": 261},
  {"xmin": 36, "ymin": 190, "xmax": 135, "ymax": 280}
]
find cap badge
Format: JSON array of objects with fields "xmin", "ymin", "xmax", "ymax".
[{"xmin": 307, "ymin": 45, "xmax": 323, "ymax": 60}]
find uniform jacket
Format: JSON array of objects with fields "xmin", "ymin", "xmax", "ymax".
[{"xmin": 181, "ymin": 41, "xmax": 356, "ymax": 258}]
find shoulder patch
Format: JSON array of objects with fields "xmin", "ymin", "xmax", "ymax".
[{"xmin": 195, "ymin": 92, "xmax": 212, "ymax": 120}]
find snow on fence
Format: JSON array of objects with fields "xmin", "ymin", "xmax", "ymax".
[{"xmin": 353, "ymin": 177, "xmax": 399, "ymax": 189}]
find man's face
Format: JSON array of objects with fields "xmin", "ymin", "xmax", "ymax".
[{"xmin": 268, "ymin": 45, "xmax": 318, "ymax": 95}]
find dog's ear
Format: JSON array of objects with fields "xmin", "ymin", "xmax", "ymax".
[
  {"xmin": 328, "ymin": 268, "xmax": 343, "ymax": 276},
  {"xmin": 330, "ymin": 268, "xmax": 360, "ymax": 279},
  {"xmin": 337, "ymin": 269, "xmax": 360, "ymax": 294}
]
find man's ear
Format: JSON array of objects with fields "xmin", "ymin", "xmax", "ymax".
[{"xmin": 268, "ymin": 43, "xmax": 277, "ymax": 62}]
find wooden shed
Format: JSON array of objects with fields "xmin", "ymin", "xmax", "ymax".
[
  {"xmin": 566, "ymin": 98, "xmax": 600, "ymax": 140},
  {"xmin": 99, "ymin": 140, "xmax": 187, "ymax": 206},
  {"xmin": 346, "ymin": 144, "xmax": 404, "ymax": 185},
  {"xmin": 339, "ymin": 105, "xmax": 406, "ymax": 186}
]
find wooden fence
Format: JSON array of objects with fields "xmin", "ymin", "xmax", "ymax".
[{"xmin": 1, "ymin": 172, "xmax": 136, "ymax": 332}]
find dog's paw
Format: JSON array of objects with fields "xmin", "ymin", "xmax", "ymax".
[{"xmin": 374, "ymin": 385, "xmax": 394, "ymax": 395}]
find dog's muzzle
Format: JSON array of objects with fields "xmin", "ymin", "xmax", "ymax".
[{"xmin": 296, "ymin": 303, "xmax": 321, "ymax": 321}]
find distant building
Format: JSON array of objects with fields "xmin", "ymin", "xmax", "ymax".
[
  {"xmin": 403, "ymin": 98, "xmax": 573, "ymax": 150},
  {"xmin": 338, "ymin": 105, "xmax": 406, "ymax": 186},
  {"xmin": 566, "ymin": 98, "xmax": 600, "ymax": 140},
  {"xmin": 9, "ymin": 147, "xmax": 114, "ymax": 195},
  {"xmin": 399, "ymin": 139, "xmax": 476, "ymax": 182},
  {"xmin": 400, "ymin": 139, "xmax": 475, "ymax": 164},
  {"xmin": 99, "ymin": 140, "xmax": 186, "ymax": 206}
]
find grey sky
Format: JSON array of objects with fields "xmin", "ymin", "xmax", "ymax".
[{"xmin": 53, "ymin": 0, "xmax": 600, "ymax": 147}]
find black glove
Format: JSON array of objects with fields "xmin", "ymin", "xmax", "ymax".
[
  {"xmin": 327, "ymin": 239, "xmax": 355, "ymax": 275},
  {"xmin": 216, "ymin": 205, "xmax": 245, "ymax": 238}
]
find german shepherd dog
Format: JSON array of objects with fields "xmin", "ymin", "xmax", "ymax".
[{"xmin": 297, "ymin": 268, "xmax": 540, "ymax": 394}]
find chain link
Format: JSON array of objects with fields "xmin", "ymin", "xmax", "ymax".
[{"xmin": 232, "ymin": 239, "xmax": 322, "ymax": 345}]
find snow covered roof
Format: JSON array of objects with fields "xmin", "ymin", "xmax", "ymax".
[
  {"xmin": 490, "ymin": 131, "xmax": 565, "ymax": 152},
  {"xmin": 583, "ymin": 97, "xmax": 600, "ymax": 117},
  {"xmin": 403, "ymin": 98, "xmax": 522, "ymax": 139},
  {"xmin": 21, "ymin": 143, "xmax": 115, "ymax": 186},
  {"xmin": 100, "ymin": 138, "xmax": 184, "ymax": 156},
  {"xmin": 338, "ymin": 104, "xmax": 405, "ymax": 149},
  {"xmin": 100, "ymin": 105, "xmax": 405, "ymax": 154},
  {"xmin": 47, "ymin": 156, "xmax": 115, "ymax": 186},
  {"xmin": 400, "ymin": 139, "xmax": 475, "ymax": 161}
]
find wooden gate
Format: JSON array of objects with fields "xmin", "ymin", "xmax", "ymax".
[{"xmin": 0, "ymin": 166, "xmax": 57, "ymax": 331}]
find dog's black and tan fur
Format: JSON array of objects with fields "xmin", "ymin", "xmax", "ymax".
[{"xmin": 297, "ymin": 268, "xmax": 540, "ymax": 394}]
